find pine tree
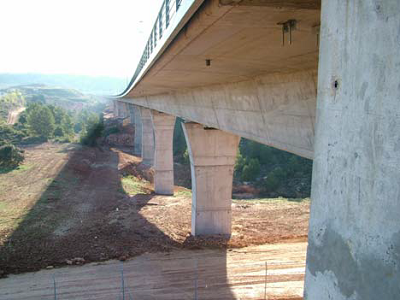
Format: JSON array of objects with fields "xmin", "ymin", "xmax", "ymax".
[{"xmin": 27, "ymin": 105, "xmax": 55, "ymax": 138}]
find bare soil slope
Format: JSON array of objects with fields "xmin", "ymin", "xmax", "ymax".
[{"xmin": 0, "ymin": 143, "xmax": 309, "ymax": 278}]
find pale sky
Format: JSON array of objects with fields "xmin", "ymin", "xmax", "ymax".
[{"xmin": 0, "ymin": 0, "xmax": 164, "ymax": 79}]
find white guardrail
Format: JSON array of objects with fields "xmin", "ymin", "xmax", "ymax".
[{"xmin": 120, "ymin": 0, "xmax": 204, "ymax": 97}]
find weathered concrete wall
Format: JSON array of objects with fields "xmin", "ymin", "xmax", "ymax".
[
  {"xmin": 122, "ymin": 70, "xmax": 316, "ymax": 159},
  {"xmin": 139, "ymin": 107, "xmax": 154, "ymax": 165},
  {"xmin": 182, "ymin": 122, "xmax": 240, "ymax": 235},
  {"xmin": 304, "ymin": 1, "xmax": 400, "ymax": 299},
  {"xmin": 151, "ymin": 110, "xmax": 176, "ymax": 195}
]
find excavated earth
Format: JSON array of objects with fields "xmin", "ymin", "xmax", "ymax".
[{"xmin": 0, "ymin": 140, "xmax": 310, "ymax": 299}]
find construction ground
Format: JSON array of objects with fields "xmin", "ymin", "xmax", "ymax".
[{"xmin": 0, "ymin": 127, "xmax": 310, "ymax": 299}]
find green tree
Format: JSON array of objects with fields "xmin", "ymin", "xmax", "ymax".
[
  {"xmin": 173, "ymin": 118, "xmax": 187, "ymax": 161},
  {"xmin": 48, "ymin": 105, "xmax": 66, "ymax": 125},
  {"xmin": 241, "ymin": 158, "xmax": 261, "ymax": 181},
  {"xmin": 27, "ymin": 105, "xmax": 55, "ymax": 138},
  {"xmin": 62, "ymin": 114, "xmax": 74, "ymax": 137},
  {"xmin": 234, "ymin": 149, "xmax": 246, "ymax": 174}
]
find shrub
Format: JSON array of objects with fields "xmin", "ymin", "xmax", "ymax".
[
  {"xmin": 54, "ymin": 126, "xmax": 65, "ymax": 137},
  {"xmin": 80, "ymin": 114, "xmax": 104, "ymax": 146},
  {"xmin": 0, "ymin": 144, "xmax": 24, "ymax": 168},
  {"xmin": 0, "ymin": 124, "xmax": 27, "ymax": 146}
]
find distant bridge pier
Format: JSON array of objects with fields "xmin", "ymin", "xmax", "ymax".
[
  {"xmin": 139, "ymin": 107, "xmax": 155, "ymax": 165},
  {"xmin": 126, "ymin": 103, "xmax": 142, "ymax": 156},
  {"xmin": 113, "ymin": 100, "xmax": 119, "ymax": 118},
  {"xmin": 182, "ymin": 122, "xmax": 240, "ymax": 236},
  {"xmin": 116, "ymin": 101, "xmax": 128, "ymax": 118},
  {"xmin": 133, "ymin": 105, "xmax": 142, "ymax": 156},
  {"xmin": 151, "ymin": 110, "xmax": 176, "ymax": 195},
  {"xmin": 127, "ymin": 103, "xmax": 135, "ymax": 124},
  {"xmin": 304, "ymin": 1, "xmax": 400, "ymax": 299}
]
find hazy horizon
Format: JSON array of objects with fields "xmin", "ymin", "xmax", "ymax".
[{"xmin": 0, "ymin": 0, "xmax": 164, "ymax": 80}]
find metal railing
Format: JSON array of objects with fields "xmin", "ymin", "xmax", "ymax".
[{"xmin": 131, "ymin": 0, "xmax": 183, "ymax": 84}]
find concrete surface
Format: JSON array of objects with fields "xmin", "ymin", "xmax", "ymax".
[
  {"xmin": 127, "ymin": 103, "xmax": 136, "ymax": 124},
  {"xmin": 133, "ymin": 104, "xmax": 142, "ymax": 156},
  {"xmin": 139, "ymin": 107, "xmax": 155, "ymax": 165},
  {"xmin": 151, "ymin": 110, "xmax": 176, "ymax": 195},
  {"xmin": 219, "ymin": 0, "xmax": 320, "ymax": 9},
  {"xmin": 304, "ymin": 1, "xmax": 400, "ymax": 299},
  {"xmin": 117, "ymin": 101, "xmax": 128, "ymax": 118},
  {"xmin": 124, "ymin": 0, "xmax": 319, "ymax": 97},
  {"xmin": 0, "ymin": 242, "xmax": 307, "ymax": 300},
  {"xmin": 123, "ymin": 69, "xmax": 316, "ymax": 158},
  {"xmin": 114, "ymin": 0, "xmax": 400, "ymax": 296},
  {"xmin": 119, "ymin": 0, "xmax": 320, "ymax": 158},
  {"xmin": 182, "ymin": 123, "xmax": 240, "ymax": 235},
  {"xmin": 113, "ymin": 99, "xmax": 119, "ymax": 118}
]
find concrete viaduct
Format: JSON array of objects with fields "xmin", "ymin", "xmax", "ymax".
[{"xmin": 112, "ymin": 0, "xmax": 400, "ymax": 298}]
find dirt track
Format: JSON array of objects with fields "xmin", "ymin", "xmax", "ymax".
[
  {"xmin": 6, "ymin": 107, "xmax": 25, "ymax": 125},
  {"xmin": 0, "ymin": 142, "xmax": 310, "ymax": 299},
  {"xmin": 0, "ymin": 242, "xmax": 306, "ymax": 300}
]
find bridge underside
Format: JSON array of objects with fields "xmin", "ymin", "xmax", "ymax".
[
  {"xmin": 116, "ymin": 1, "xmax": 400, "ymax": 299},
  {"xmin": 122, "ymin": 0, "xmax": 320, "ymax": 158}
]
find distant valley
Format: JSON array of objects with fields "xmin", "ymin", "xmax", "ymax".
[{"xmin": 0, "ymin": 73, "xmax": 127, "ymax": 95}]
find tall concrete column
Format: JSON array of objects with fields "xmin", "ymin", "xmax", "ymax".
[
  {"xmin": 151, "ymin": 110, "xmax": 176, "ymax": 195},
  {"xmin": 139, "ymin": 107, "xmax": 154, "ymax": 165},
  {"xmin": 182, "ymin": 122, "xmax": 240, "ymax": 236},
  {"xmin": 127, "ymin": 103, "xmax": 135, "ymax": 124},
  {"xmin": 122, "ymin": 102, "xmax": 129, "ymax": 118},
  {"xmin": 133, "ymin": 105, "xmax": 142, "ymax": 157},
  {"xmin": 113, "ymin": 100, "xmax": 119, "ymax": 118},
  {"xmin": 117, "ymin": 101, "xmax": 124, "ymax": 118},
  {"xmin": 304, "ymin": 1, "xmax": 400, "ymax": 299}
]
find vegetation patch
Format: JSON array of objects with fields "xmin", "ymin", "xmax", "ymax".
[
  {"xmin": 233, "ymin": 197, "xmax": 310, "ymax": 205},
  {"xmin": 172, "ymin": 117, "xmax": 312, "ymax": 199},
  {"xmin": 175, "ymin": 189, "xmax": 192, "ymax": 198},
  {"xmin": 0, "ymin": 144, "xmax": 24, "ymax": 170},
  {"xmin": 121, "ymin": 175, "xmax": 150, "ymax": 195}
]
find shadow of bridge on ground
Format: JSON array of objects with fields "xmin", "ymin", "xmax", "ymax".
[{"xmin": 0, "ymin": 142, "xmax": 236, "ymax": 299}]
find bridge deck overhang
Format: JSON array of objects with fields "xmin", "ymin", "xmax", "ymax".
[{"xmin": 120, "ymin": 0, "xmax": 321, "ymax": 158}]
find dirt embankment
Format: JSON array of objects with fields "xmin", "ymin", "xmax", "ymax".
[{"xmin": 0, "ymin": 142, "xmax": 309, "ymax": 278}]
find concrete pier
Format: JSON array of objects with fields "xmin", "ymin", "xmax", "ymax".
[
  {"xmin": 182, "ymin": 122, "xmax": 240, "ymax": 236},
  {"xmin": 113, "ymin": 100, "xmax": 119, "ymax": 118},
  {"xmin": 127, "ymin": 103, "xmax": 135, "ymax": 124},
  {"xmin": 117, "ymin": 101, "xmax": 128, "ymax": 118},
  {"xmin": 139, "ymin": 107, "xmax": 154, "ymax": 165},
  {"xmin": 151, "ymin": 110, "xmax": 176, "ymax": 195},
  {"xmin": 304, "ymin": 1, "xmax": 400, "ymax": 299},
  {"xmin": 133, "ymin": 105, "xmax": 142, "ymax": 157}
]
